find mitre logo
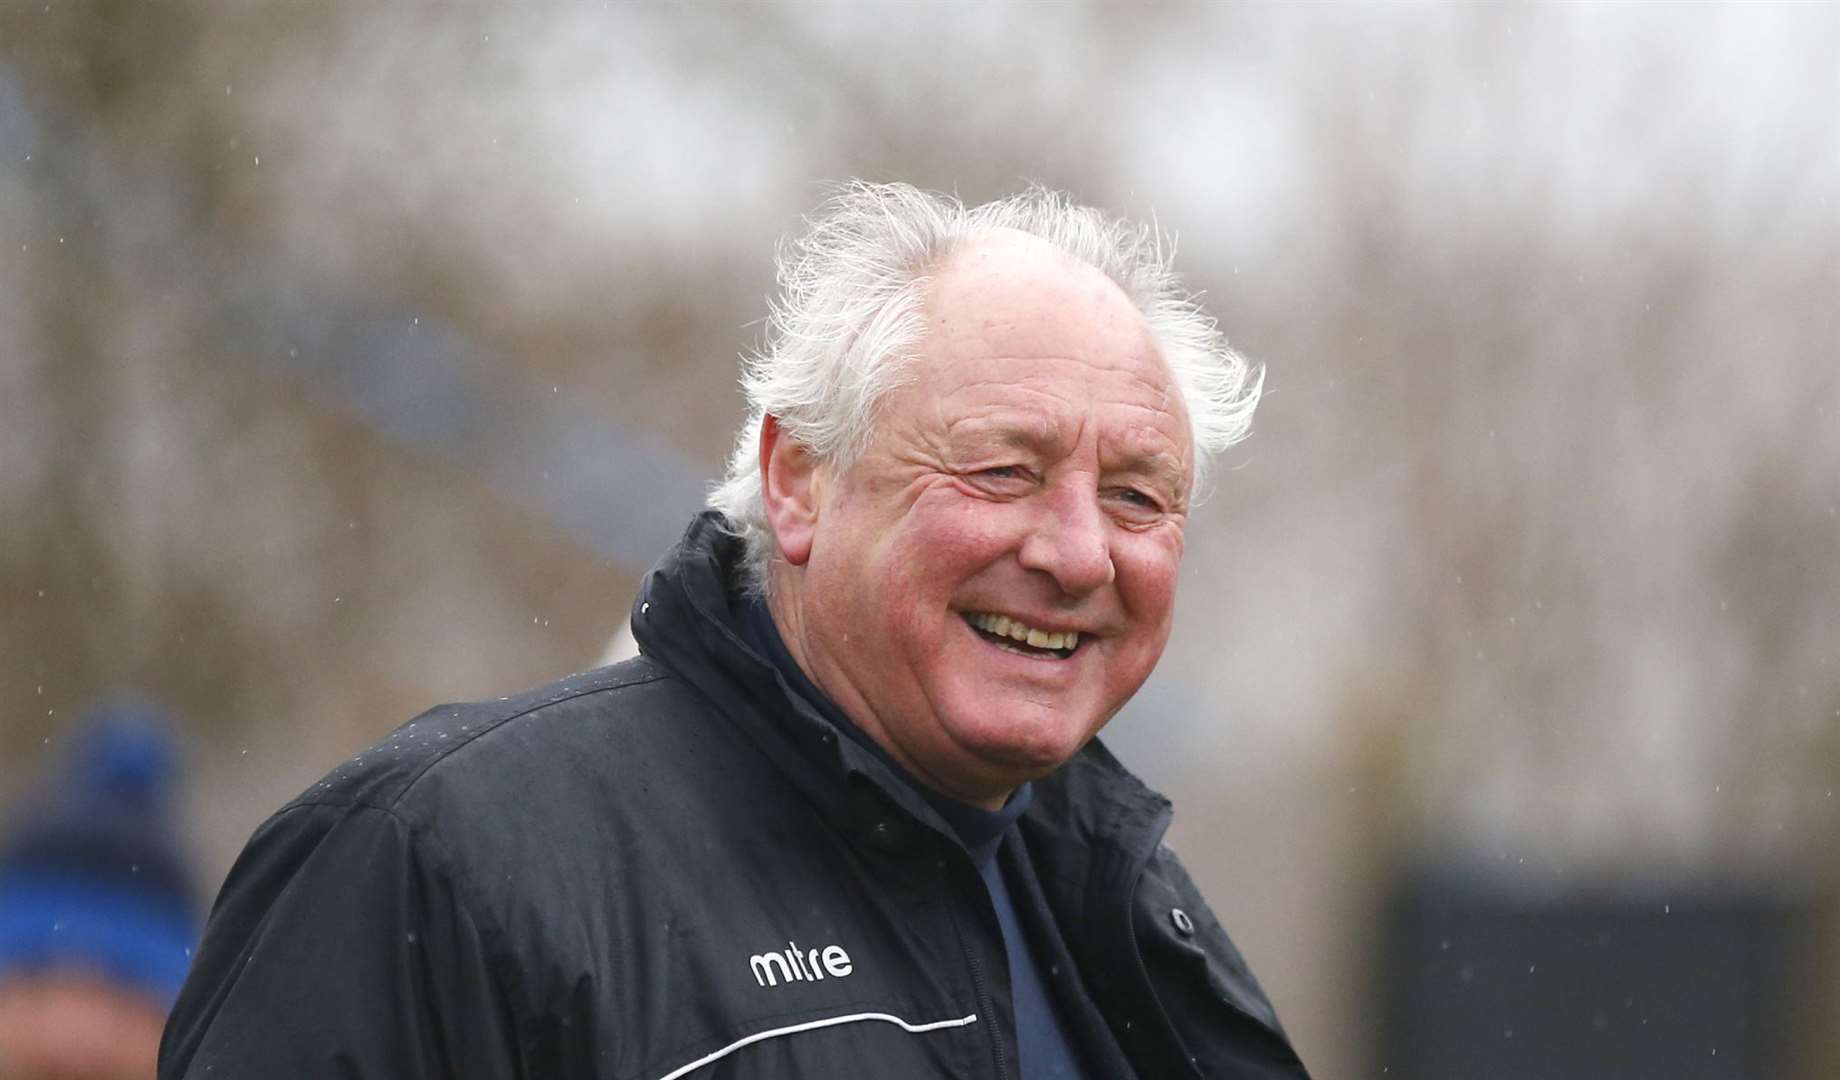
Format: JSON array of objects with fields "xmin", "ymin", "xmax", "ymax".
[{"xmin": 749, "ymin": 941, "xmax": 854, "ymax": 987}]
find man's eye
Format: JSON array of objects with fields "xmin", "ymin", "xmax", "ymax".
[
  {"xmin": 1113, "ymin": 487, "xmax": 1162, "ymax": 511},
  {"xmin": 981, "ymin": 466, "xmax": 1025, "ymax": 480}
]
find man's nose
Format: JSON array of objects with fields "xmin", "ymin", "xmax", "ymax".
[{"xmin": 1017, "ymin": 483, "xmax": 1115, "ymax": 596}]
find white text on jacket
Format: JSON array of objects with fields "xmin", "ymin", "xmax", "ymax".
[{"xmin": 750, "ymin": 942, "xmax": 853, "ymax": 987}]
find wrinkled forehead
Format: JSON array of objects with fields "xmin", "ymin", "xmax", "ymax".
[
  {"xmin": 917, "ymin": 230, "xmax": 1191, "ymax": 433},
  {"xmin": 928, "ymin": 229, "xmax": 1151, "ymax": 350}
]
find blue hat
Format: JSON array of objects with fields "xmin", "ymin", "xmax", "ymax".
[{"xmin": 0, "ymin": 699, "xmax": 201, "ymax": 1007}]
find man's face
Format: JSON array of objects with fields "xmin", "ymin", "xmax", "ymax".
[{"xmin": 776, "ymin": 230, "xmax": 1193, "ymax": 807}]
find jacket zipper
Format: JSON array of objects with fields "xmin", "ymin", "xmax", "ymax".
[{"xmin": 964, "ymin": 947, "xmax": 1012, "ymax": 1080}]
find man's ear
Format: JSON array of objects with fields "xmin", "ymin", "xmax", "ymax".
[{"xmin": 759, "ymin": 414, "xmax": 821, "ymax": 566}]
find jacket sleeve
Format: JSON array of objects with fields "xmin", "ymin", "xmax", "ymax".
[{"xmin": 158, "ymin": 801, "xmax": 524, "ymax": 1079}]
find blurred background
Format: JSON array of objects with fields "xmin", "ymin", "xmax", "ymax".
[{"xmin": 3, "ymin": 2, "xmax": 1836, "ymax": 1076}]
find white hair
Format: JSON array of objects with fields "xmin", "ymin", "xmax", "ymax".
[{"xmin": 707, "ymin": 181, "xmax": 1263, "ymax": 596}]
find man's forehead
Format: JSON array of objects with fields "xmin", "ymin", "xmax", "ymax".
[
  {"xmin": 886, "ymin": 231, "xmax": 1192, "ymax": 464},
  {"xmin": 922, "ymin": 248, "xmax": 1162, "ymax": 383},
  {"xmin": 943, "ymin": 404, "xmax": 1192, "ymax": 474},
  {"xmin": 913, "ymin": 325, "xmax": 1190, "ymax": 445},
  {"xmin": 930, "ymin": 231, "xmax": 1140, "ymax": 330}
]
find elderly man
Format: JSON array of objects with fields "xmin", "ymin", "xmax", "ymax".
[{"xmin": 161, "ymin": 184, "xmax": 1309, "ymax": 1079}]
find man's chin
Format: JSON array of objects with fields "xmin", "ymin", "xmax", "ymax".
[{"xmin": 943, "ymin": 708, "xmax": 1097, "ymax": 779}]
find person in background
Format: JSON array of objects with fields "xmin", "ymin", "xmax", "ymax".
[{"xmin": 0, "ymin": 701, "xmax": 200, "ymax": 1080}]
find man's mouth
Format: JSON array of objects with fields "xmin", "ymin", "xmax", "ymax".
[{"xmin": 963, "ymin": 612, "xmax": 1082, "ymax": 660}]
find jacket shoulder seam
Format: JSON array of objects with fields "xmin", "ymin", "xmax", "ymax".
[{"xmin": 381, "ymin": 670, "xmax": 671, "ymax": 811}]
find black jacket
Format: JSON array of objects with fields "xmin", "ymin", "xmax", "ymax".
[{"xmin": 160, "ymin": 514, "xmax": 1309, "ymax": 1079}]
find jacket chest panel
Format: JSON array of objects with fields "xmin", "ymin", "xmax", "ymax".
[{"xmin": 543, "ymin": 816, "xmax": 1005, "ymax": 1079}]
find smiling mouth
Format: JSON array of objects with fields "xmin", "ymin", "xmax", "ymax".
[{"xmin": 963, "ymin": 611, "xmax": 1082, "ymax": 660}]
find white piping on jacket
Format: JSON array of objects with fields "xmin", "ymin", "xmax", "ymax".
[{"xmin": 653, "ymin": 1010, "xmax": 980, "ymax": 1080}]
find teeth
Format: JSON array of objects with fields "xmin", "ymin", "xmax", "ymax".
[{"xmin": 967, "ymin": 612, "xmax": 1080, "ymax": 652}]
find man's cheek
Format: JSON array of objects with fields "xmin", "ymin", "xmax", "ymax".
[
  {"xmin": 1121, "ymin": 541, "xmax": 1183, "ymax": 607},
  {"xmin": 924, "ymin": 510, "xmax": 1014, "ymax": 566}
]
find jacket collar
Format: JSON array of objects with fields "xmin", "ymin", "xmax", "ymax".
[
  {"xmin": 629, "ymin": 512, "xmax": 1165, "ymax": 859},
  {"xmin": 631, "ymin": 513, "xmax": 953, "ymax": 852}
]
